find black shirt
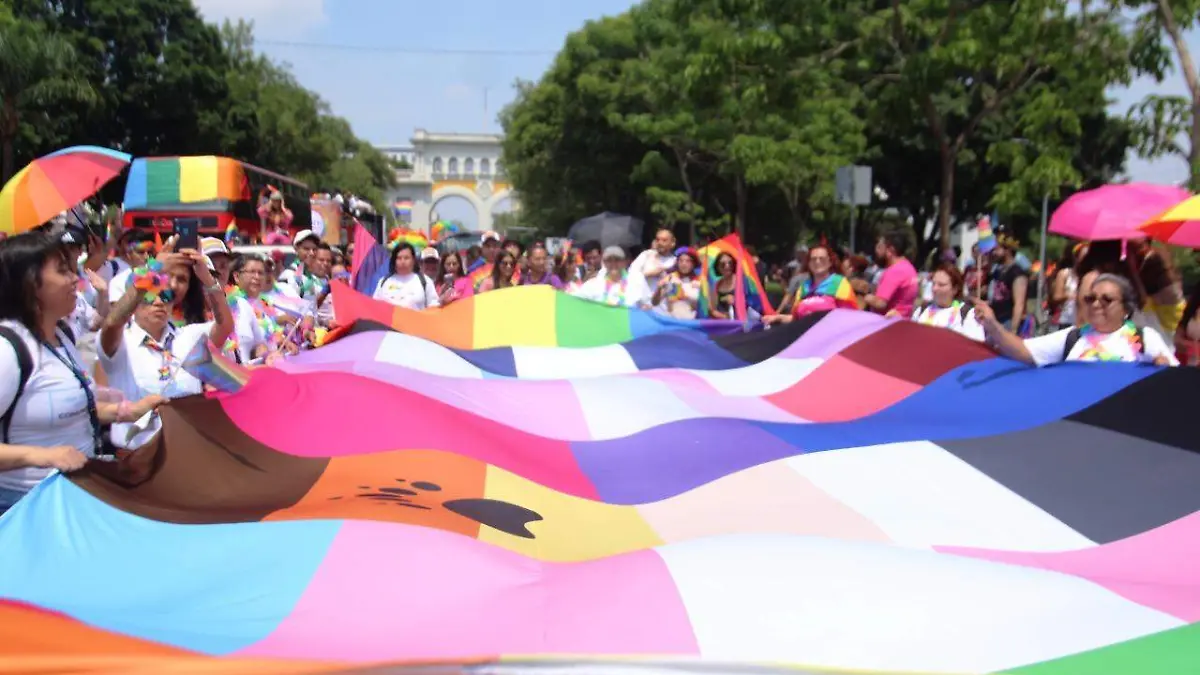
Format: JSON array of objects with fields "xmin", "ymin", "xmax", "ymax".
[{"xmin": 990, "ymin": 263, "xmax": 1029, "ymax": 324}]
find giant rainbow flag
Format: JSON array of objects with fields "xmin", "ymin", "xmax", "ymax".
[{"xmin": 1, "ymin": 298, "xmax": 1197, "ymax": 675}]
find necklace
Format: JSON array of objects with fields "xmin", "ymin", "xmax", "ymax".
[{"xmin": 1076, "ymin": 320, "xmax": 1142, "ymax": 362}]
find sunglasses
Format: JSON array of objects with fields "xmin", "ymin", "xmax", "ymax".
[{"xmin": 1083, "ymin": 294, "xmax": 1118, "ymax": 307}]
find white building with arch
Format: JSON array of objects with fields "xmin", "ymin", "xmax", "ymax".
[{"xmin": 377, "ymin": 130, "xmax": 518, "ymax": 234}]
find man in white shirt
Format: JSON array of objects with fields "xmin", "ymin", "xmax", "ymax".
[{"xmin": 628, "ymin": 229, "xmax": 677, "ymax": 303}]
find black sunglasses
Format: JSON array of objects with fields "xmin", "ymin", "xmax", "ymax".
[{"xmin": 1082, "ymin": 294, "xmax": 1118, "ymax": 307}]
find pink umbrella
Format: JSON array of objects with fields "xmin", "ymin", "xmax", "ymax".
[{"xmin": 1048, "ymin": 183, "xmax": 1191, "ymax": 241}]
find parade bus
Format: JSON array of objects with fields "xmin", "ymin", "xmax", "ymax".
[{"xmin": 121, "ymin": 155, "xmax": 311, "ymax": 242}]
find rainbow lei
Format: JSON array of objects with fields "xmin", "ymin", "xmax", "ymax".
[
  {"xmin": 223, "ymin": 287, "xmax": 287, "ymax": 356},
  {"xmin": 132, "ymin": 258, "xmax": 174, "ymax": 304},
  {"xmin": 1077, "ymin": 320, "xmax": 1142, "ymax": 362}
]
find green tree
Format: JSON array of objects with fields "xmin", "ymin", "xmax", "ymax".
[
  {"xmin": 500, "ymin": 14, "xmax": 657, "ymax": 235},
  {"xmin": 14, "ymin": 0, "xmax": 238, "ymax": 157},
  {"xmin": 867, "ymin": 0, "xmax": 1134, "ymax": 250},
  {"xmin": 0, "ymin": 17, "xmax": 96, "ymax": 181},
  {"xmin": 1124, "ymin": 0, "xmax": 1200, "ymax": 189}
]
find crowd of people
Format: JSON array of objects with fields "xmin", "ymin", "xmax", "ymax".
[{"xmin": 0, "ymin": 216, "xmax": 1195, "ymax": 517}]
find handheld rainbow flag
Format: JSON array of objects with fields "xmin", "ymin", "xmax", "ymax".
[
  {"xmin": 696, "ymin": 233, "xmax": 774, "ymax": 319},
  {"xmin": 392, "ymin": 199, "xmax": 413, "ymax": 220},
  {"xmin": 977, "ymin": 216, "xmax": 997, "ymax": 254}
]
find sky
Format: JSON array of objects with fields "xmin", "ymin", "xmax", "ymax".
[{"xmin": 192, "ymin": 0, "xmax": 1196, "ymax": 187}]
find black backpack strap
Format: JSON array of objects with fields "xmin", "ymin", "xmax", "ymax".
[
  {"xmin": 959, "ymin": 302, "xmax": 972, "ymax": 322},
  {"xmin": 0, "ymin": 327, "xmax": 33, "ymax": 445},
  {"xmin": 1061, "ymin": 327, "xmax": 1082, "ymax": 361}
]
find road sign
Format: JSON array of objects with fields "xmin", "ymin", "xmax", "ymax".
[{"xmin": 835, "ymin": 166, "xmax": 872, "ymax": 206}]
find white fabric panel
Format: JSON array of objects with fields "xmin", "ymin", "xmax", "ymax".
[
  {"xmin": 657, "ymin": 533, "xmax": 1180, "ymax": 673},
  {"xmin": 570, "ymin": 377, "xmax": 704, "ymax": 440},
  {"xmin": 785, "ymin": 441, "xmax": 1096, "ymax": 551},
  {"xmin": 511, "ymin": 344, "xmax": 639, "ymax": 380},
  {"xmin": 688, "ymin": 357, "xmax": 822, "ymax": 396},
  {"xmin": 374, "ymin": 333, "xmax": 484, "ymax": 378}
]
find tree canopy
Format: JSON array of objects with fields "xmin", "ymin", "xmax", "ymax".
[
  {"xmin": 500, "ymin": 0, "xmax": 1143, "ymax": 259},
  {"xmin": 2, "ymin": 0, "xmax": 394, "ymax": 208}
]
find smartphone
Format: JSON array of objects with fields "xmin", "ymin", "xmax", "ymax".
[
  {"xmin": 174, "ymin": 217, "xmax": 200, "ymax": 251},
  {"xmin": 444, "ymin": 274, "xmax": 455, "ymax": 284}
]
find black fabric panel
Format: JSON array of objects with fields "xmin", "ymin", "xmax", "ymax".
[
  {"xmin": 937, "ymin": 420, "xmax": 1200, "ymax": 544},
  {"xmin": 1066, "ymin": 367, "xmax": 1200, "ymax": 454},
  {"xmin": 711, "ymin": 311, "xmax": 826, "ymax": 362}
]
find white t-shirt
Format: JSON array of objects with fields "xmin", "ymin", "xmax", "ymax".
[
  {"xmin": 1024, "ymin": 325, "xmax": 1179, "ymax": 367},
  {"xmin": 911, "ymin": 302, "xmax": 985, "ymax": 342},
  {"xmin": 575, "ymin": 273, "xmax": 650, "ymax": 308},
  {"xmin": 230, "ymin": 297, "xmax": 267, "ymax": 363},
  {"xmin": 373, "ymin": 273, "xmax": 440, "ymax": 310},
  {"xmin": 0, "ymin": 321, "xmax": 97, "ymax": 493},
  {"xmin": 68, "ymin": 293, "xmax": 100, "ymax": 340},
  {"xmin": 99, "ymin": 320, "xmax": 214, "ymax": 448},
  {"xmin": 629, "ymin": 250, "xmax": 676, "ymax": 300},
  {"xmin": 108, "ymin": 267, "xmax": 134, "ymax": 303}
]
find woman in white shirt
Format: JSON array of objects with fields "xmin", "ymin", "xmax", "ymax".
[
  {"xmin": 974, "ymin": 273, "xmax": 1178, "ymax": 367},
  {"xmin": 911, "ymin": 263, "xmax": 985, "ymax": 342},
  {"xmin": 99, "ymin": 241, "xmax": 234, "ymax": 449},
  {"xmin": 574, "ymin": 246, "xmax": 650, "ymax": 308},
  {"xmin": 224, "ymin": 254, "xmax": 276, "ymax": 363},
  {"xmin": 372, "ymin": 242, "xmax": 440, "ymax": 310},
  {"xmin": 0, "ymin": 230, "xmax": 163, "ymax": 513}
]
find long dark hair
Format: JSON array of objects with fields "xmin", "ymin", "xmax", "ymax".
[
  {"xmin": 177, "ymin": 264, "xmax": 208, "ymax": 325},
  {"xmin": 491, "ymin": 250, "xmax": 516, "ymax": 288},
  {"xmin": 0, "ymin": 230, "xmax": 72, "ymax": 332}
]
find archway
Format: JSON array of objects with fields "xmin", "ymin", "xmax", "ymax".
[{"xmin": 430, "ymin": 195, "xmax": 478, "ymax": 230}]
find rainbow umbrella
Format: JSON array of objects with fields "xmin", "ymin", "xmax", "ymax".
[
  {"xmin": 1138, "ymin": 194, "xmax": 1200, "ymax": 248},
  {"xmin": 1048, "ymin": 183, "xmax": 1190, "ymax": 242},
  {"xmin": 0, "ymin": 145, "xmax": 132, "ymax": 234}
]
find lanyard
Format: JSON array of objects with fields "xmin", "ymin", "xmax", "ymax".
[
  {"xmin": 39, "ymin": 338, "xmax": 103, "ymax": 455},
  {"xmin": 142, "ymin": 332, "xmax": 177, "ymax": 382}
]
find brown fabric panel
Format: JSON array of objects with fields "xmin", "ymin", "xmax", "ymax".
[
  {"xmin": 71, "ymin": 395, "xmax": 327, "ymax": 524},
  {"xmin": 838, "ymin": 321, "xmax": 995, "ymax": 385}
]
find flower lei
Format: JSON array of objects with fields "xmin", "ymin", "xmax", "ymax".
[
  {"xmin": 603, "ymin": 272, "xmax": 629, "ymax": 306},
  {"xmin": 132, "ymin": 258, "xmax": 174, "ymax": 305},
  {"xmin": 918, "ymin": 301, "xmax": 965, "ymax": 328},
  {"xmin": 223, "ymin": 286, "xmax": 287, "ymax": 356},
  {"xmin": 1077, "ymin": 320, "xmax": 1142, "ymax": 362}
]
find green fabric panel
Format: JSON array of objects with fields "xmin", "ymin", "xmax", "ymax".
[
  {"xmin": 1005, "ymin": 622, "xmax": 1200, "ymax": 675},
  {"xmin": 554, "ymin": 292, "xmax": 633, "ymax": 347},
  {"xmin": 144, "ymin": 158, "xmax": 182, "ymax": 206}
]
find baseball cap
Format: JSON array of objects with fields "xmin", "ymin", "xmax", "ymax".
[
  {"xmin": 292, "ymin": 229, "xmax": 320, "ymax": 247},
  {"xmin": 60, "ymin": 226, "xmax": 86, "ymax": 246},
  {"xmin": 481, "ymin": 230, "xmax": 501, "ymax": 244},
  {"xmin": 269, "ymin": 191, "xmax": 283, "ymax": 201},
  {"xmin": 200, "ymin": 237, "xmax": 229, "ymax": 258},
  {"xmin": 421, "ymin": 247, "xmax": 440, "ymax": 261},
  {"xmin": 602, "ymin": 245, "xmax": 626, "ymax": 260}
]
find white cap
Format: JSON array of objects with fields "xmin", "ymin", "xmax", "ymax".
[
  {"xmin": 200, "ymin": 237, "xmax": 229, "ymax": 257},
  {"xmin": 602, "ymin": 245, "xmax": 626, "ymax": 260},
  {"xmin": 481, "ymin": 230, "xmax": 501, "ymax": 244},
  {"xmin": 421, "ymin": 247, "xmax": 440, "ymax": 261},
  {"xmin": 293, "ymin": 229, "xmax": 319, "ymax": 247}
]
